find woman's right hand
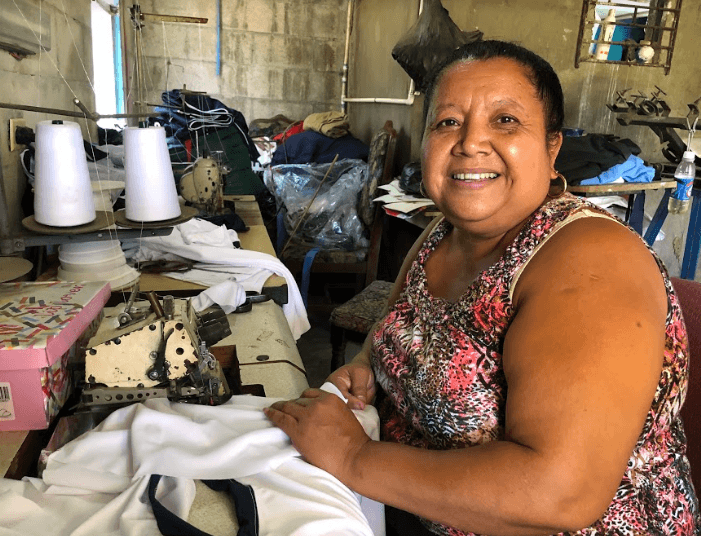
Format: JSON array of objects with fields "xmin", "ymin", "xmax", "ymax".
[{"xmin": 328, "ymin": 362, "xmax": 376, "ymax": 410}]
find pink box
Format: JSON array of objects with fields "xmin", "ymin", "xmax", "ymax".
[{"xmin": 0, "ymin": 281, "xmax": 111, "ymax": 431}]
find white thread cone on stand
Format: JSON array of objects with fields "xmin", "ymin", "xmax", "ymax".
[
  {"xmin": 124, "ymin": 125, "xmax": 181, "ymax": 222},
  {"xmin": 34, "ymin": 120, "xmax": 96, "ymax": 227},
  {"xmin": 58, "ymin": 240, "xmax": 139, "ymax": 291}
]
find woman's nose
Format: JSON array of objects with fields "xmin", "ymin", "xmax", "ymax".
[{"xmin": 453, "ymin": 121, "xmax": 492, "ymax": 156}]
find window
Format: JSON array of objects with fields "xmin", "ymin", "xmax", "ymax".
[
  {"xmin": 91, "ymin": 0, "xmax": 125, "ymax": 129},
  {"xmin": 575, "ymin": 0, "xmax": 682, "ymax": 74}
]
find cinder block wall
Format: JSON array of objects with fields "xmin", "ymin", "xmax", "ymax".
[
  {"xmin": 0, "ymin": 0, "xmax": 95, "ymax": 234},
  {"xmin": 131, "ymin": 0, "xmax": 350, "ymax": 126}
]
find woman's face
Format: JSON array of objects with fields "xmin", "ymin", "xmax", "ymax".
[{"xmin": 421, "ymin": 57, "xmax": 562, "ymax": 238}]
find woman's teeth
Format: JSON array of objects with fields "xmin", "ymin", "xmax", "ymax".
[{"xmin": 452, "ymin": 172, "xmax": 499, "ymax": 181}]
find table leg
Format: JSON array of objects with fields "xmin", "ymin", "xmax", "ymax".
[
  {"xmin": 628, "ymin": 192, "xmax": 646, "ymax": 235},
  {"xmin": 680, "ymin": 189, "xmax": 701, "ymax": 280},
  {"xmin": 644, "ymin": 190, "xmax": 672, "ymax": 246}
]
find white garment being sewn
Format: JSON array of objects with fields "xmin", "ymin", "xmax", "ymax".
[
  {"xmin": 0, "ymin": 384, "xmax": 382, "ymax": 536},
  {"xmin": 122, "ymin": 218, "xmax": 310, "ymax": 339}
]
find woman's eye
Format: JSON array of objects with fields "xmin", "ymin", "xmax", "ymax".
[
  {"xmin": 496, "ymin": 115, "xmax": 518, "ymax": 125},
  {"xmin": 435, "ymin": 118, "xmax": 458, "ymax": 128}
]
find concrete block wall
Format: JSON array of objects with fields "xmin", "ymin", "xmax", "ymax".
[
  {"xmin": 0, "ymin": 0, "xmax": 95, "ymax": 234},
  {"xmin": 133, "ymin": 0, "xmax": 350, "ymax": 126}
]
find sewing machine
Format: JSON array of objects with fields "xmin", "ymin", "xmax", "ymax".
[
  {"xmin": 81, "ymin": 287, "xmax": 233, "ymax": 408},
  {"xmin": 179, "ymin": 155, "xmax": 230, "ymax": 216}
]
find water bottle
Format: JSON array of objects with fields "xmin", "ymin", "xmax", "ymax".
[{"xmin": 668, "ymin": 150, "xmax": 696, "ymax": 215}]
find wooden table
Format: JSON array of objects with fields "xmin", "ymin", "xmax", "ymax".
[
  {"xmin": 1, "ymin": 196, "xmax": 303, "ymax": 478},
  {"xmin": 133, "ymin": 195, "xmax": 289, "ymax": 304},
  {"xmin": 0, "ymin": 301, "xmax": 308, "ymax": 479},
  {"xmin": 569, "ymin": 179, "xmax": 677, "ymax": 243}
]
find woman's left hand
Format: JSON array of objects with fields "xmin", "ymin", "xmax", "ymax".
[{"xmin": 264, "ymin": 389, "xmax": 371, "ymax": 480}]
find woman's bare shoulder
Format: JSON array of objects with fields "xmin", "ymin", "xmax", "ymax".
[{"xmin": 513, "ymin": 215, "xmax": 667, "ymax": 312}]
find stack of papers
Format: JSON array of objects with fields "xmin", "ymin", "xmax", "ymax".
[{"xmin": 374, "ymin": 179, "xmax": 437, "ymax": 215}]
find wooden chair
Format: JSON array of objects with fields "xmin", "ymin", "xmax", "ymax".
[
  {"xmin": 278, "ymin": 121, "xmax": 398, "ymax": 308},
  {"xmin": 328, "ymin": 278, "xmax": 393, "ymax": 371},
  {"xmin": 671, "ymin": 277, "xmax": 701, "ymax": 494}
]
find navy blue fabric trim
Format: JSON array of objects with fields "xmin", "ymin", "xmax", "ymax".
[{"xmin": 148, "ymin": 474, "xmax": 259, "ymax": 536}]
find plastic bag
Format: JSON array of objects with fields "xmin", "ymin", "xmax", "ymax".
[
  {"xmin": 398, "ymin": 162, "xmax": 423, "ymax": 196},
  {"xmin": 391, "ymin": 0, "xmax": 482, "ymax": 92},
  {"xmin": 264, "ymin": 159, "xmax": 370, "ymax": 252}
]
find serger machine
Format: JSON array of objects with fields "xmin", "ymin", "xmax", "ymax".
[{"xmin": 81, "ymin": 287, "xmax": 233, "ymax": 408}]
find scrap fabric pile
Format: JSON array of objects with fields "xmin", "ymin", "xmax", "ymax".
[
  {"xmin": 0, "ymin": 384, "xmax": 383, "ymax": 536},
  {"xmin": 152, "ymin": 89, "xmax": 260, "ymax": 162},
  {"xmin": 555, "ymin": 133, "xmax": 655, "ymax": 185},
  {"xmin": 270, "ymin": 111, "xmax": 369, "ymax": 166}
]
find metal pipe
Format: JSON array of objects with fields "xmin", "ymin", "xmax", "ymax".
[
  {"xmin": 216, "ymin": 0, "xmax": 222, "ymax": 76},
  {"xmin": 0, "ymin": 101, "xmax": 156, "ymax": 120},
  {"xmin": 340, "ymin": 0, "xmax": 353, "ymax": 112},
  {"xmin": 341, "ymin": 0, "xmax": 422, "ymax": 107}
]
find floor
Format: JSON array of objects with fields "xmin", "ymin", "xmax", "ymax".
[{"xmin": 293, "ymin": 275, "xmax": 364, "ymax": 389}]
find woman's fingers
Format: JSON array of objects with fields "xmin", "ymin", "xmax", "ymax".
[
  {"xmin": 264, "ymin": 390, "xmax": 371, "ymax": 480},
  {"xmin": 263, "ymin": 405, "xmax": 299, "ymax": 436}
]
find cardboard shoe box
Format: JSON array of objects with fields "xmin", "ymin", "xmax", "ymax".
[{"xmin": 0, "ymin": 281, "xmax": 110, "ymax": 431}]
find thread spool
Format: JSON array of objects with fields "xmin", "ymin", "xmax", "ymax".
[
  {"xmin": 124, "ymin": 125, "xmax": 181, "ymax": 222},
  {"xmin": 58, "ymin": 240, "xmax": 139, "ymax": 291},
  {"xmin": 34, "ymin": 120, "xmax": 96, "ymax": 227}
]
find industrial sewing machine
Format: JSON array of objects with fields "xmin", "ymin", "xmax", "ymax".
[
  {"xmin": 80, "ymin": 286, "xmax": 234, "ymax": 409},
  {"xmin": 179, "ymin": 154, "xmax": 231, "ymax": 216}
]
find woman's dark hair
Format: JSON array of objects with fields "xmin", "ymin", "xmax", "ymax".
[{"xmin": 423, "ymin": 40, "xmax": 565, "ymax": 141}]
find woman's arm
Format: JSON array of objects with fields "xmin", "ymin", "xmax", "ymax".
[{"xmin": 269, "ymin": 217, "xmax": 667, "ymax": 535}]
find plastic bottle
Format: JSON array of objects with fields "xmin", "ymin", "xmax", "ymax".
[
  {"xmin": 595, "ymin": 9, "xmax": 617, "ymax": 61},
  {"xmin": 668, "ymin": 150, "xmax": 697, "ymax": 215}
]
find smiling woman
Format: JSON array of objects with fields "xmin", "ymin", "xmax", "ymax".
[{"xmin": 265, "ymin": 40, "xmax": 700, "ymax": 536}]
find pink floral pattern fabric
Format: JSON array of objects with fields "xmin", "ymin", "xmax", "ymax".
[{"xmin": 371, "ymin": 193, "xmax": 699, "ymax": 535}]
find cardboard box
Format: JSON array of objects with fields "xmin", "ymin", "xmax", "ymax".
[{"xmin": 0, "ymin": 281, "xmax": 110, "ymax": 431}]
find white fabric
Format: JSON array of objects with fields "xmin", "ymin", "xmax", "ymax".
[
  {"xmin": 122, "ymin": 219, "xmax": 309, "ymax": 339},
  {"xmin": 161, "ymin": 265, "xmax": 274, "ymax": 293},
  {"xmin": 190, "ymin": 280, "xmax": 247, "ymax": 314},
  {"xmin": 0, "ymin": 384, "xmax": 381, "ymax": 536}
]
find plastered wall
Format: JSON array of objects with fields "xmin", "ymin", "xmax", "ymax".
[
  {"xmin": 127, "ymin": 0, "xmax": 350, "ymax": 126},
  {"xmin": 0, "ymin": 0, "xmax": 95, "ymax": 235}
]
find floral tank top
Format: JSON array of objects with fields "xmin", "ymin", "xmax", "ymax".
[{"xmin": 371, "ymin": 194, "xmax": 699, "ymax": 535}]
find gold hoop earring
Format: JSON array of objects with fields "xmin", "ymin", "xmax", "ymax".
[
  {"xmin": 419, "ymin": 180, "xmax": 428, "ymax": 198},
  {"xmin": 547, "ymin": 172, "xmax": 568, "ymax": 199}
]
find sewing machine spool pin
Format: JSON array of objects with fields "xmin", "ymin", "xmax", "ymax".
[{"xmin": 118, "ymin": 282, "xmax": 140, "ymax": 326}]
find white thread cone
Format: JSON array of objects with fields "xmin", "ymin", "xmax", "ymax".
[
  {"xmin": 124, "ymin": 126, "xmax": 181, "ymax": 222},
  {"xmin": 34, "ymin": 120, "xmax": 96, "ymax": 226}
]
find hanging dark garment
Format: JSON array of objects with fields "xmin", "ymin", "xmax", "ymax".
[{"xmin": 391, "ymin": 0, "xmax": 482, "ymax": 93}]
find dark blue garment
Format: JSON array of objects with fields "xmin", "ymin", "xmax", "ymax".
[
  {"xmin": 148, "ymin": 474, "xmax": 258, "ymax": 536},
  {"xmin": 271, "ymin": 130, "xmax": 369, "ymax": 166},
  {"xmin": 152, "ymin": 90, "xmax": 260, "ymax": 162}
]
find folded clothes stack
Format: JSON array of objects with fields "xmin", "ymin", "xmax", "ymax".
[
  {"xmin": 555, "ymin": 133, "xmax": 654, "ymax": 186},
  {"xmin": 303, "ymin": 111, "xmax": 350, "ymax": 138}
]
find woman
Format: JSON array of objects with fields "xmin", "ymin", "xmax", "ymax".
[{"xmin": 264, "ymin": 40, "xmax": 699, "ymax": 535}]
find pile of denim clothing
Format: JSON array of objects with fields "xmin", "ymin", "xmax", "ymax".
[{"xmin": 151, "ymin": 89, "xmax": 259, "ymax": 162}]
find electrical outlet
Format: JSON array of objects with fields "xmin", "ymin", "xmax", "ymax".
[{"xmin": 9, "ymin": 118, "xmax": 27, "ymax": 151}]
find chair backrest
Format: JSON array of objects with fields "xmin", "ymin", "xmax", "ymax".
[
  {"xmin": 671, "ymin": 277, "xmax": 701, "ymax": 494},
  {"xmin": 363, "ymin": 121, "xmax": 397, "ymax": 286}
]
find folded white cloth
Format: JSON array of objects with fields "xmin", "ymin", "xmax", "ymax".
[
  {"xmin": 163, "ymin": 265, "xmax": 274, "ymax": 292},
  {"xmin": 190, "ymin": 280, "xmax": 247, "ymax": 314},
  {"xmin": 0, "ymin": 384, "xmax": 383, "ymax": 536},
  {"xmin": 123, "ymin": 219, "xmax": 309, "ymax": 339}
]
